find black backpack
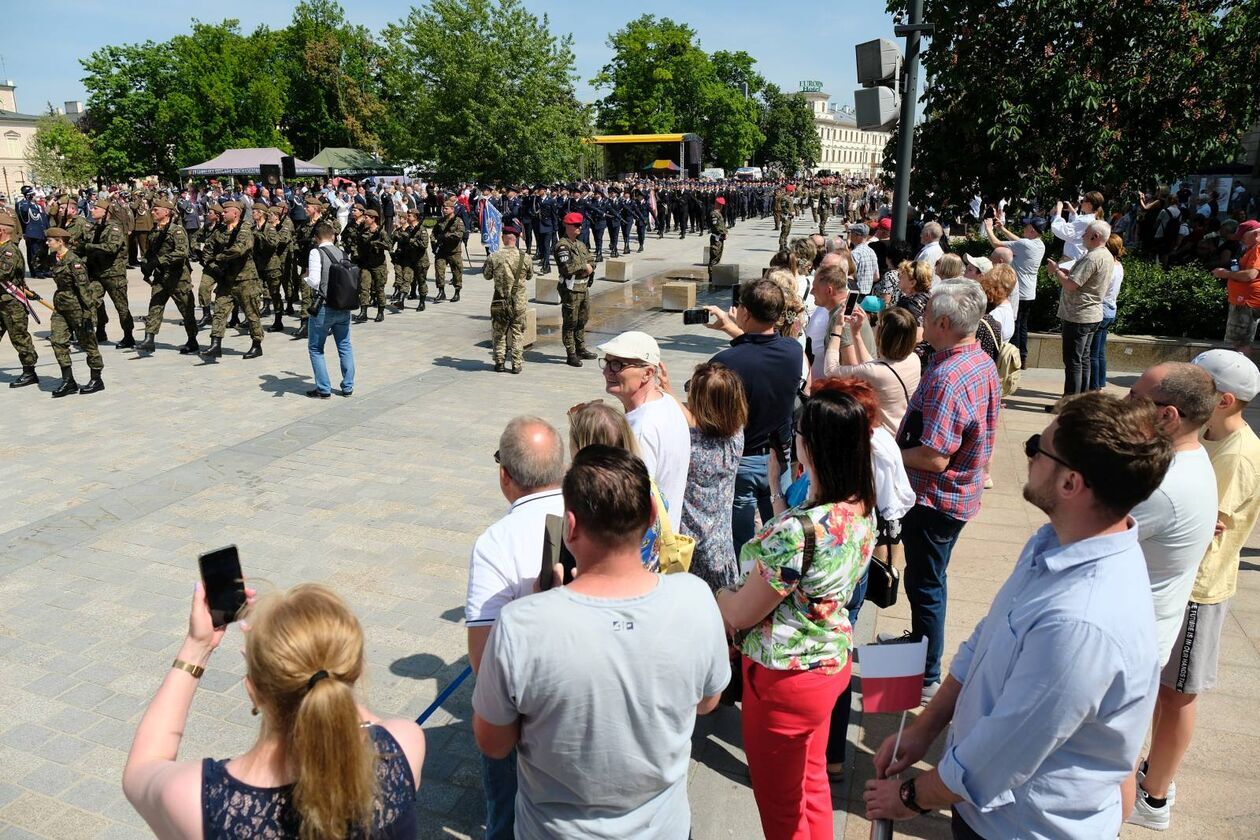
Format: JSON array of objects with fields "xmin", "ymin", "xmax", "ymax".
[{"xmin": 319, "ymin": 245, "xmax": 360, "ymax": 311}]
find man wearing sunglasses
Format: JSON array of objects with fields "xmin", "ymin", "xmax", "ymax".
[{"xmin": 865, "ymin": 392, "xmax": 1173, "ymax": 839}]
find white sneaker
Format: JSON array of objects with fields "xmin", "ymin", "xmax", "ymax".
[
  {"xmin": 1137, "ymin": 760, "xmax": 1176, "ymax": 806},
  {"xmin": 920, "ymin": 681, "xmax": 940, "ymax": 706},
  {"xmin": 1127, "ymin": 787, "xmax": 1171, "ymax": 831}
]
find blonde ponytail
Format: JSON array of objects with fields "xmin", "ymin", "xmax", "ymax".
[{"xmin": 243, "ymin": 585, "xmax": 377, "ymax": 840}]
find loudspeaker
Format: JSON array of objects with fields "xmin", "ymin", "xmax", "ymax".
[
  {"xmin": 281, "ymin": 155, "xmax": 296, "ymax": 179},
  {"xmin": 259, "ymin": 164, "xmax": 281, "ymax": 188}
]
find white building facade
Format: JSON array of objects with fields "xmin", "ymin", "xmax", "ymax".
[
  {"xmin": 797, "ymin": 90, "xmax": 890, "ymax": 177},
  {"xmin": 0, "ymin": 81, "xmax": 85, "ymax": 197}
]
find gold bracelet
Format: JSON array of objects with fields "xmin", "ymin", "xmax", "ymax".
[{"xmin": 172, "ymin": 658, "xmax": 205, "ymax": 679}]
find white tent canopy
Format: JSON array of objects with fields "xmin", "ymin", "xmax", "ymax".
[{"xmin": 178, "ymin": 147, "xmax": 324, "ymax": 178}]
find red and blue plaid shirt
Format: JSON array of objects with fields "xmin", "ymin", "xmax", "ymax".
[{"xmin": 902, "ymin": 342, "xmax": 1000, "ymax": 521}]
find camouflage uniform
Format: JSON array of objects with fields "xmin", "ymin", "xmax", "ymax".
[
  {"xmin": 776, "ymin": 190, "xmax": 794, "ymax": 251},
  {"xmin": 205, "ymin": 220, "xmax": 263, "ymax": 342},
  {"xmin": 265, "ymin": 209, "xmax": 292, "ymax": 313},
  {"xmin": 485, "ymin": 245, "xmax": 532, "ymax": 370},
  {"xmin": 142, "ymin": 218, "xmax": 197, "ymax": 343},
  {"xmin": 554, "ymin": 235, "xmax": 593, "ymax": 358},
  {"xmin": 49, "ymin": 250, "xmax": 103, "ymax": 371},
  {"xmin": 355, "ymin": 222, "xmax": 391, "ymax": 310},
  {"xmin": 251, "ymin": 215, "xmax": 280, "ymax": 312},
  {"xmin": 0, "ymin": 234, "xmax": 37, "ymax": 369},
  {"xmin": 818, "ymin": 185, "xmax": 831, "ymax": 234},
  {"xmin": 413, "ymin": 223, "xmax": 431, "ymax": 299},
  {"xmin": 82, "ymin": 213, "xmax": 130, "ymax": 338},
  {"xmin": 195, "ymin": 210, "xmax": 223, "ymax": 309},
  {"xmin": 708, "ymin": 208, "xmax": 728, "ymax": 274},
  {"xmin": 432, "ymin": 213, "xmax": 465, "ymax": 292},
  {"xmin": 390, "ymin": 222, "xmax": 415, "ymax": 303}
]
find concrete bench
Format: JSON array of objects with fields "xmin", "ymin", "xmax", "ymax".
[
  {"xmin": 603, "ymin": 259, "xmax": 633, "ymax": 282},
  {"xmin": 533, "ymin": 277, "xmax": 560, "ymax": 304},
  {"xmin": 709, "ymin": 263, "xmax": 740, "ymax": 287},
  {"xmin": 661, "ymin": 281, "xmax": 696, "ymax": 312}
]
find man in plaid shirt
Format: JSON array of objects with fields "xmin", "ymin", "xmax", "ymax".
[
  {"xmin": 890, "ymin": 280, "xmax": 1000, "ymax": 703},
  {"xmin": 849, "ymin": 222, "xmax": 879, "ymax": 294}
]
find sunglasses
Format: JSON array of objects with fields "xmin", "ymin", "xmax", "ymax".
[
  {"xmin": 1024, "ymin": 433, "xmax": 1089, "ymax": 484},
  {"xmin": 598, "ymin": 357, "xmax": 648, "ymax": 374}
]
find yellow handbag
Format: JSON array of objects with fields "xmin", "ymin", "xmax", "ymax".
[{"xmin": 650, "ymin": 480, "xmax": 695, "ymax": 575}]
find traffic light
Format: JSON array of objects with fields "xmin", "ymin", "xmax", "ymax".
[{"xmin": 854, "ymin": 38, "xmax": 902, "ymax": 131}]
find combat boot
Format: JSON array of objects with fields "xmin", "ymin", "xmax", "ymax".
[
  {"xmin": 260, "ymin": 299, "xmax": 272, "ymax": 317},
  {"xmin": 577, "ymin": 347, "xmax": 597, "ymax": 360},
  {"xmin": 293, "ymin": 321, "xmax": 308, "ymax": 339},
  {"xmin": 178, "ymin": 337, "xmax": 199, "ymax": 355},
  {"xmin": 434, "ymin": 287, "xmax": 447, "ymax": 302},
  {"xmin": 227, "ymin": 310, "xmax": 240, "ymax": 329},
  {"xmin": 353, "ymin": 306, "xmax": 369, "ymax": 323},
  {"xmin": 566, "ymin": 353, "xmax": 582, "ymax": 368},
  {"xmin": 266, "ymin": 313, "xmax": 285, "ymax": 333},
  {"xmin": 409, "ymin": 281, "xmax": 419, "ymax": 300},
  {"xmin": 200, "ymin": 336, "xmax": 223, "ymax": 360},
  {"xmin": 450, "ymin": 289, "xmax": 461, "ymax": 303},
  {"xmin": 136, "ymin": 334, "xmax": 156, "ymax": 353},
  {"xmin": 78, "ymin": 370, "xmax": 104, "ymax": 395},
  {"xmin": 9, "ymin": 366, "xmax": 38, "ymax": 388},
  {"xmin": 51, "ymin": 366, "xmax": 78, "ymax": 398},
  {"xmin": 242, "ymin": 340, "xmax": 263, "ymax": 359},
  {"xmin": 416, "ymin": 297, "xmax": 426, "ymax": 312},
  {"xmin": 198, "ymin": 307, "xmax": 213, "ymax": 328},
  {"xmin": 115, "ymin": 330, "xmax": 136, "ymax": 350},
  {"xmin": 510, "ymin": 363, "xmax": 522, "ymax": 375},
  {"xmin": 95, "ymin": 323, "xmax": 108, "ymax": 343},
  {"xmin": 374, "ymin": 306, "xmax": 385, "ymax": 323},
  {"xmin": 494, "ymin": 361, "xmax": 505, "ymax": 373}
]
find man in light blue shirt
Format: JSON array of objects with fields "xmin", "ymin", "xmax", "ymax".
[{"xmin": 863, "ymin": 392, "xmax": 1173, "ymax": 839}]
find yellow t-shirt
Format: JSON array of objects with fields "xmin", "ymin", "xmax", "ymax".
[{"xmin": 1192, "ymin": 424, "xmax": 1260, "ymax": 603}]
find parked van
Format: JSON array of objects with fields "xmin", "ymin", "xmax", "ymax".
[
  {"xmin": 700, "ymin": 168, "xmax": 725, "ymax": 181},
  {"xmin": 734, "ymin": 166, "xmax": 763, "ymax": 180}
]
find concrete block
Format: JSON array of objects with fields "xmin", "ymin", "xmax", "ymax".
[
  {"xmin": 710, "ymin": 263, "xmax": 741, "ymax": 287},
  {"xmin": 702, "ymin": 245, "xmax": 711, "ymax": 265},
  {"xmin": 661, "ymin": 282, "xmax": 696, "ymax": 312},
  {"xmin": 524, "ymin": 307, "xmax": 537, "ymax": 347},
  {"xmin": 533, "ymin": 278, "xmax": 560, "ymax": 304},
  {"xmin": 603, "ymin": 259, "xmax": 633, "ymax": 282}
]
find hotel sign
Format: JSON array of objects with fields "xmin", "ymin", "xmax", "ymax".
[{"xmin": 799, "ymin": 80, "xmax": 823, "ymax": 92}]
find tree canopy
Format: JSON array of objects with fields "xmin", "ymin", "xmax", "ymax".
[
  {"xmin": 757, "ymin": 85, "xmax": 821, "ymax": 176},
  {"xmin": 28, "ymin": 115, "xmax": 97, "ymax": 186},
  {"xmin": 887, "ymin": 0, "xmax": 1260, "ymax": 206}
]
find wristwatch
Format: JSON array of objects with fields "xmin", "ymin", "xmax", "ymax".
[{"xmin": 899, "ymin": 777, "xmax": 931, "ymax": 815}]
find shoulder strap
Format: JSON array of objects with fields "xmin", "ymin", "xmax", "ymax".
[
  {"xmin": 792, "ymin": 512, "xmax": 818, "ymax": 580},
  {"xmin": 980, "ymin": 316, "xmax": 998, "ymax": 347},
  {"xmin": 650, "ymin": 480, "xmax": 677, "ymax": 541},
  {"xmin": 877, "ymin": 359, "xmax": 910, "ymax": 404}
]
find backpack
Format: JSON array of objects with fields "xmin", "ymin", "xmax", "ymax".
[
  {"xmin": 319, "ymin": 245, "xmax": 360, "ymax": 311},
  {"xmin": 1156, "ymin": 206, "xmax": 1180, "ymax": 240},
  {"xmin": 981, "ymin": 318, "xmax": 1022, "ymax": 397}
]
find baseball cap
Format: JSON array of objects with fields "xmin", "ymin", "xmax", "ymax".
[
  {"xmin": 597, "ymin": 331, "xmax": 661, "ymax": 366},
  {"xmin": 1191, "ymin": 349, "xmax": 1259, "ymax": 401},
  {"xmin": 1237, "ymin": 219, "xmax": 1260, "ymax": 238},
  {"xmin": 849, "ymin": 223, "xmax": 870, "ymax": 236},
  {"xmin": 964, "ymin": 254, "xmax": 993, "ymax": 273},
  {"xmin": 562, "ymin": 212, "xmax": 583, "ymax": 226},
  {"xmin": 1022, "ymin": 216, "xmax": 1047, "ymax": 233},
  {"xmin": 875, "ymin": 218, "xmax": 892, "ymax": 231}
]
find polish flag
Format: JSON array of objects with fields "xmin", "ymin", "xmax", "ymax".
[{"xmin": 857, "ymin": 639, "xmax": 927, "ymax": 713}]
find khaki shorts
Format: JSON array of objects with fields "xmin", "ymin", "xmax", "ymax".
[
  {"xmin": 1224, "ymin": 303, "xmax": 1260, "ymax": 345},
  {"xmin": 1160, "ymin": 600, "xmax": 1228, "ymax": 694}
]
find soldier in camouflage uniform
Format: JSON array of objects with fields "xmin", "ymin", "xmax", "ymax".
[
  {"xmin": 0, "ymin": 213, "xmax": 39, "ymax": 387},
  {"xmin": 61, "ymin": 200, "xmax": 91, "ymax": 255},
  {"xmin": 353, "ymin": 209, "xmax": 391, "ymax": 323},
  {"xmin": 81, "ymin": 198, "xmax": 133, "ymax": 348},
  {"xmin": 432, "ymin": 198, "xmax": 465, "ymax": 303},
  {"xmin": 200, "ymin": 201, "xmax": 263, "ymax": 360},
  {"xmin": 412, "ymin": 214, "xmax": 431, "ymax": 310},
  {"xmin": 484, "ymin": 224, "xmax": 532, "ymax": 374},
  {"xmin": 44, "ymin": 227, "xmax": 104, "ymax": 397},
  {"xmin": 555, "ymin": 211, "xmax": 596, "ymax": 367},
  {"xmin": 195, "ymin": 203, "xmax": 223, "ymax": 326},
  {"xmin": 251, "ymin": 205, "xmax": 283, "ymax": 332},
  {"xmin": 390, "ymin": 209, "xmax": 417, "ymax": 309},
  {"xmin": 708, "ymin": 198, "xmax": 728, "ymax": 280},
  {"xmin": 818, "ymin": 184, "xmax": 832, "ymax": 235},
  {"xmin": 136, "ymin": 198, "xmax": 199, "ymax": 355},
  {"xmin": 777, "ymin": 186, "xmax": 795, "ymax": 251},
  {"xmin": 260, "ymin": 205, "xmax": 291, "ymax": 322}
]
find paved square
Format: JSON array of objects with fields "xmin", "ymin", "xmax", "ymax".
[{"xmin": 1, "ymin": 218, "xmax": 1256, "ymax": 838}]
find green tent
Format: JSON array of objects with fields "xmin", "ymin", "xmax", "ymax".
[{"xmin": 308, "ymin": 147, "xmax": 402, "ymax": 177}]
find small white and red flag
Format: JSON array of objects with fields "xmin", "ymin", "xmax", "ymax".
[{"xmin": 857, "ymin": 638, "xmax": 927, "ymax": 714}]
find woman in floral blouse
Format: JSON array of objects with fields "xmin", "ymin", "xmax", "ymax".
[{"xmin": 717, "ymin": 389, "xmax": 877, "ymax": 839}]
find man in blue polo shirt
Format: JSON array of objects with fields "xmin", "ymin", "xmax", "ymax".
[{"xmin": 703, "ymin": 278, "xmax": 804, "ymax": 553}]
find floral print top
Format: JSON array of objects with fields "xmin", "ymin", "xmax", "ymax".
[{"xmin": 738, "ymin": 502, "xmax": 876, "ymax": 673}]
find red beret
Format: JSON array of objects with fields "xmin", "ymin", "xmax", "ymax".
[
  {"xmin": 715, "ymin": 197, "xmax": 725, "ymax": 205},
  {"xmin": 562, "ymin": 212, "xmax": 583, "ymax": 225}
]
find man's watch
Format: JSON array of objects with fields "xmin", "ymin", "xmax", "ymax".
[{"xmin": 899, "ymin": 777, "xmax": 931, "ymax": 815}]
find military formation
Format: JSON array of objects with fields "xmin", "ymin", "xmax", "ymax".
[{"xmin": 2, "ymin": 174, "xmax": 887, "ymax": 390}]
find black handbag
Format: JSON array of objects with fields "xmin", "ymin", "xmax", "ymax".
[{"xmin": 864, "ymin": 554, "xmax": 900, "ymax": 609}]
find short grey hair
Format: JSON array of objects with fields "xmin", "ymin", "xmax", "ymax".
[
  {"xmin": 1086, "ymin": 220, "xmax": 1112, "ymax": 241},
  {"xmin": 927, "ymin": 279, "xmax": 987, "ymax": 336},
  {"xmin": 922, "ymin": 221, "xmax": 943, "ymax": 241},
  {"xmin": 498, "ymin": 416, "xmax": 565, "ymax": 491}
]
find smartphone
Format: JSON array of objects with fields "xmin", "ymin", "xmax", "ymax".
[
  {"xmin": 731, "ymin": 284, "xmax": 741, "ymax": 309},
  {"xmin": 682, "ymin": 307, "xmax": 710, "ymax": 325},
  {"xmin": 198, "ymin": 545, "xmax": 246, "ymax": 629},
  {"xmin": 844, "ymin": 290, "xmax": 861, "ymax": 315}
]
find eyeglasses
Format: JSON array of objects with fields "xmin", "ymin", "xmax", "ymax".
[
  {"xmin": 598, "ymin": 357, "xmax": 647, "ymax": 374},
  {"xmin": 494, "ymin": 449, "xmax": 500, "ymax": 464},
  {"xmin": 1024, "ymin": 433, "xmax": 1089, "ymax": 484}
]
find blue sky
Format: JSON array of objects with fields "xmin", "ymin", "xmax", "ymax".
[{"xmin": 7, "ymin": 0, "xmax": 906, "ymax": 116}]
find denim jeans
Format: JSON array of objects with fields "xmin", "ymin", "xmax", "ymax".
[
  {"xmin": 480, "ymin": 750, "xmax": 517, "ymax": 840},
  {"xmin": 901, "ymin": 504, "xmax": 966, "ymax": 685},
  {"xmin": 1013, "ymin": 301, "xmax": 1033, "ymax": 364},
  {"xmin": 1060, "ymin": 319, "xmax": 1101, "ymax": 396},
  {"xmin": 308, "ymin": 306, "xmax": 355, "ymax": 395},
  {"xmin": 732, "ymin": 453, "xmax": 773, "ymax": 556},
  {"xmin": 1088, "ymin": 316, "xmax": 1115, "ymax": 390},
  {"xmin": 826, "ymin": 570, "xmax": 869, "ymax": 764}
]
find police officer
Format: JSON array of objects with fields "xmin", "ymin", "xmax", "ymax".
[
  {"xmin": 137, "ymin": 198, "xmax": 199, "ymax": 355},
  {"xmin": 200, "ymin": 201, "xmax": 263, "ymax": 360},
  {"xmin": 555, "ymin": 211, "xmax": 596, "ymax": 367},
  {"xmin": 0, "ymin": 212, "xmax": 38, "ymax": 387},
  {"xmin": 485, "ymin": 224, "xmax": 532, "ymax": 374},
  {"xmin": 44, "ymin": 227, "xmax": 104, "ymax": 396},
  {"xmin": 432, "ymin": 198, "xmax": 465, "ymax": 302}
]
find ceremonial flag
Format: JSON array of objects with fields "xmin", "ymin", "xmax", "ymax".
[
  {"xmin": 857, "ymin": 638, "xmax": 927, "ymax": 714},
  {"xmin": 1, "ymin": 280, "xmax": 40, "ymax": 325},
  {"xmin": 481, "ymin": 199, "xmax": 502, "ymax": 255},
  {"xmin": 648, "ymin": 188, "xmax": 658, "ymax": 222}
]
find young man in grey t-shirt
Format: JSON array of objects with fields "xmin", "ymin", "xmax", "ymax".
[
  {"xmin": 473, "ymin": 446, "xmax": 730, "ymax": 839},
  {"xmin": 986, "ymin": 216, "xmax": 1047, "ymax": 366}
]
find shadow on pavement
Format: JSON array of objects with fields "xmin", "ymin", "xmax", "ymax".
[
  {"xmin": 258, "ymin": 370, "xmax": 313, "ymax": 396},
  {"xmin": 432, "ymin": 354, "xmax": 497, "ymax": 373}
]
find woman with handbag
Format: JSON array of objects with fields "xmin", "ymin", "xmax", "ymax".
[{"xmin": 716, "ymin": 390, "xmax": 877, "ymax": 840}]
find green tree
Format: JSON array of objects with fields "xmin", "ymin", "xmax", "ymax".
[
  {"xmin": 756, "ymin": 85, "xmax": 821, "ymax": 175},
  {"xmin": 80, "ymin": 41, "xmax": 173, "ymax": 179},
  {"xmin": 886, "ymin": 0, "xmax": 1260, "ymax": 207},
  {"xmin": 28, "ymin": 114, "xmax": 96, "ymax": 186},
  {"xmin": 380, "ymin": 0, "xmax": 590, "ymax": 182},
  {"xmin": 591, "ymin": 16, "xmax": 763, "ymax": 171}
]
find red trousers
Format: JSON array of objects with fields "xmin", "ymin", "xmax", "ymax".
[{"xmin": 742, "ymin": 656, "xmax": 850, "ymax": 840}]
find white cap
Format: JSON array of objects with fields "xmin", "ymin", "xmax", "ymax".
[
  {"xmin": 1191, "ymin": 349, "xmax": 1260, "ymax": 401},
  {"xmin": 597, "ymin": 330, "xmax": 660, "ymax": 366},
  {"xmin": 964, "ymin": 253, "xmax": 993, "ymax": 273}
]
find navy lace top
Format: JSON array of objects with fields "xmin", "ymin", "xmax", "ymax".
[{"xmin": 201, "ymin": 724, "xmax": 417, "ymax": 839}]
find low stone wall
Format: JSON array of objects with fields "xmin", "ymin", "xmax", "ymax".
[{"xmin": 1026, "ymin": 331, "xmax": 1224, "ymax": 372}]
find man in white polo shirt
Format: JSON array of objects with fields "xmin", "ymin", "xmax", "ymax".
[{"xmin": 465, "ymin": 415, "xmax": 566, "ymax": 840}]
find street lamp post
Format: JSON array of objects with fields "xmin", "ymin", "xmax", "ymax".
[{"xmin": 891, "ymin": 0, "xmax": 928, "ymax": 242}]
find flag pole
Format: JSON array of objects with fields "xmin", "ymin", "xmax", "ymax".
[{"xmin": 870, "ymin": 710, "xmax": 908, "ymax": 840}]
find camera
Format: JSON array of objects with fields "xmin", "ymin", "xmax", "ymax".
[{"xmin": 682, "ymin": 308, "xmax": 710, "ymax": 326}]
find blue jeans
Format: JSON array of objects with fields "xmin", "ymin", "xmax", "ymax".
[
  {"xmin": 480, "ymin": 750, "xmax": 517, "ymax": 840},
  {"xmin": 1060, "ymin": 319, "xmax": 1101, "ymax": 396},
  {"xmin": 1089, "ymin": 316, "xmax": 1115, "ymax": 390},
  {"xmin": 307, "ymin": 306, "xmax": 355, "ymax": 395},
  {"xmin": 732, "ymin": 454, "xmax": 773, "ymax": 556},
  {"xmin": 826, "ymin": 570, "xmax": 869, "ymax": 764},
  {"xmin": 901, "ymin": 504, "xmax": 966, "ymax": 685}
]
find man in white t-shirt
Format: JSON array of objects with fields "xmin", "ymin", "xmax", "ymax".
[
  {"xmin": 985, "ymin": 216, "xmax": 1046, "ymax": 367},
  {"xmin": 915, "ymin": 221, "xmax": 944, "ymax": 267},
  {"xmin": 465, "ymin": 416, "xmax": 567, "ymax": 840},
  {"xmin": 598, "ymin": 330, "xmax": 691, "ymax": 521},
  {"xmin": 1127, "ymin": 363, "xmax": 1219, "ymax": 665}
]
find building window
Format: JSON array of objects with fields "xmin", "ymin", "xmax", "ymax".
[{"xmin": 3, "ymin": 131, "xmax": 19, "ymax": 159}]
